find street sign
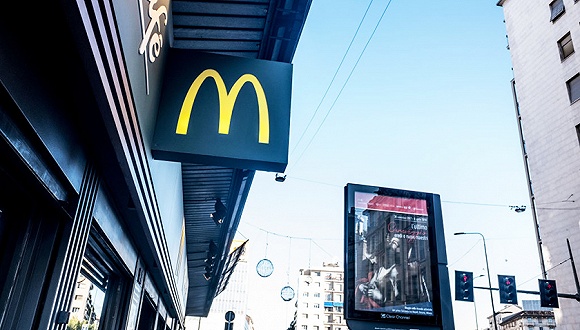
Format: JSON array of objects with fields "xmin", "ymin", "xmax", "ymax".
[{"xmin": 225, "ymin": 311, "xmax": 235, "ymax": 322}]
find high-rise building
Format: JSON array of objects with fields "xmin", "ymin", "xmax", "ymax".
[
  {"xmin": 185, "ymin": 240, "xmax": 252, "ymax": 330},
  {"xmin": 497, "ymin": 1, "xmax": 580, "ymax": 328},
  {"xmin": 295, "ymin": 262, "xmax": 347, "ymax": 330},
  {"xmin": 69, "ymin": 274, "xmax": 102, "ymax": 328}
]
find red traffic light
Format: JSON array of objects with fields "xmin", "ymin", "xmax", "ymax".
[
  {"xmin": 539, "ymin": 279, "xmax": 559, "ymax": 308},
  {"xmin": 455, "ymin": 270, "xmax": 474, "ymax": 302},
  {"xmin": 498, "ymin": 275, "xmax": 517, "ymax": 304}
]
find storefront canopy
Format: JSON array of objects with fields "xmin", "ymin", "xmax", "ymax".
[{"xmin": 173, "ymin": 0, "xmax": 312, "ymax": 316}]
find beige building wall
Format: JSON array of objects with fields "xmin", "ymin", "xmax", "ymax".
[{"xmin": 498, "ymin": 0, "xmax": 580, "ymax": 329}]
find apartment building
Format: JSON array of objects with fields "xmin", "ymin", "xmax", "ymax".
[
  {"xmin": 496, "ymin": 1, "xmax": 580, "ymax": 328},
  {"xmin": 499, "ymin": 301, "xmax": 556, "ymax": 329},
  {"xmin": 295, "ymin": 262, "xmax": 347, "ymax": 330},
  {"xmin": 486, "ymin": 301, "xmax": 556, "ymax": 329},
  {"xmin": 185, "ymin": 240, "xmax": 251, "ymax": 330}
]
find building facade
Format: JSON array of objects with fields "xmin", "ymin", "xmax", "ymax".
[
  {"xmin": 486, "ymin": 301, "xmax": 556, "ymax": 330},
  {"xmin": 497, "ymin": 1, "xmax": 580, "ymax": 328},
  {"xmin": 295, "ymin": 262, "xmax": 347, "ymax": 330},
  {"xmin": 69, "ymin": 274, "xmax": 102, "ymax": 329},
  {"xmin": 0, "ymin": 1, "xmax": 310, "ymax": 329},
  {"xmin": 498, "ymin": 310, "xmax": 556, "ymax": 330},
  {"xmin": 185, "ymin": 240, "xmax": 251, "ymax": 330}
]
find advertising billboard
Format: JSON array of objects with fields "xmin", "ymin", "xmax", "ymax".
[{"xmin": 344, "ymin": 184, "xmax": 454, "ymax": 330}]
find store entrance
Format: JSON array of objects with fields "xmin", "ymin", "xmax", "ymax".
[
  {"xmin": 0, "ymin": 145, "xmax": 35, "ymax": 302},
  {"xmin": 0, "ymin": 134, "xmax": 64, "ymax": 329},
  {"xmin": 0, "ymin": 143, "xmax": 62, "ymax": 329}
]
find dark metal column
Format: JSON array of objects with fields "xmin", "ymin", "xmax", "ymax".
[{"xmin": 49, "ymin": 164, "xmax": 99, "ymax": 330}]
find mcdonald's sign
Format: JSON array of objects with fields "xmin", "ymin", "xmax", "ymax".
[{"xmin": 152, "ymin": 50, "xmax": 292, "ymax": 172}]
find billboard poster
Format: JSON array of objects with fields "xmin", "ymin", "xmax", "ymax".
[
  {"xmin": 353, "ymin": 191, "xmax": 433, "ymax": 315},
  {"xmin": 345, "ymin": 184, "xmax": 453, "ymax": 330}
]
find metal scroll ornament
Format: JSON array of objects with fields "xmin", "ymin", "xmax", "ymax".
[
  {"xmin": 280, "ymin": 285, "xmax": 295, "ymax": 301},
  {"xmin": 256, "ymin": 258, "xmax": 274, "ymax": 277}
]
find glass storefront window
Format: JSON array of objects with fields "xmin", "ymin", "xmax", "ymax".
[{"xmin": 67, "ymin": 274, "xmax": 106, "ymax": 330}]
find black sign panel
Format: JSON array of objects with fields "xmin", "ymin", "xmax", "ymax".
[
  {"xmin": 344, "ymin": 184, "xmax": 454, "ymax": 330},
  {"xmin": 152, "ymin": 50, "xmax": 292, "ymax": 172}
]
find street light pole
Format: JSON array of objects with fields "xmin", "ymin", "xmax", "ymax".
[
  {"xmin": 473, "ymin": 274, "xmax": 485, "ymax": 330},
  {"xmin": 454, "ymin": 232, "xmax": 498, "ymax": 330}
]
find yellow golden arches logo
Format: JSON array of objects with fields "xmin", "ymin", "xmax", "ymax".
[{"xmin": 175, "ymin": 69, "xmax": 270, "ymax": 144}]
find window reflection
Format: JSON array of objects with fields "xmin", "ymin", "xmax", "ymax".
[{"xmin": 67, "ymin": 274, "xmax": 106, "ymax": 330}]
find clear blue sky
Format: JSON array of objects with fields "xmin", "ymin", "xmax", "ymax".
[{"xmin": 235, "ymin": 1, "xmax": 541, "ymax": 329}]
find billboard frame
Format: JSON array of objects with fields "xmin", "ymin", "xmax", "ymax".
[{"xmin": 344, "ymin": 183, "xmax": 454, "ymax": 330}]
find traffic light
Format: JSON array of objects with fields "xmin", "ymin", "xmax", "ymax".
[
  {"xmin": 539, "ymin": 279, "xmax": 559, "ymax": 308},
  {"xmin": 455, "ymin": 270, "xmax": 474, "ymax": 302},
  {"xmin": 498, "ymin": 275, "xmax": 518, "ymax": 304}
]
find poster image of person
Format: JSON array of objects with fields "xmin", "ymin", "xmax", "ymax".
[{"xmin": 354, "ymin": 198, "xmax": 434, "ymax": 316}]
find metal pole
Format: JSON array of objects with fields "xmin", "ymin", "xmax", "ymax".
[
  {"xmin": 510, "ymin": 79, "xmax": 547, "ymax": 279},
  {"xmin": 567, "ymin": 238, "xmax": 580, "ymax": 296},
  {"xmin": 474, "ymin": 298, "xmax": 479, "ymax": 330},
  {"xmin": 473, "ymin": 274, "xmax": 484, "ymax": 330},
  {"xmin": 480, "ymin": 233, "xmax": 499, "ymax": 330},
  {"xmin": 455, "ymin": 232, "xmax": 498, "ymax": 330}
]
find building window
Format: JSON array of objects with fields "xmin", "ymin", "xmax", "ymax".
[
  {"xmin": 75, "ymin": 295, "xmax": 83, "ymax": 300},
  {"xmin": 550, "ymin": 0, "xmax": 565, "ymax": 21},
  {"xmin": 558, "ymin": 33, "xmax": 574, "ymax": 60},
  {"xmin": 314, "ymin": 293, "xmax": 320, "ymax": 298},
  {"xmin": 313, "ymin": 327, "xmax": 319, "ymax": 330},
  {"xmin": 314, "ymin": 303, "xmax": 320, "ymax": 308},
  {"xmin": 302, "ymin": 313, "xmax": 308, "ymax": 319},
  {"xmin": 72, "ymin": 307, "xmax": 80, "ymax": 313},
  {"xmin": 303, "ymin": 292, "xmax": 309, "ymax": 297},
  {"xmin": 302, "ymin": 325, "xmax": 307, "ymax": 330},
  {"xmin": 567, "ymin": 74, "xmax": 580, "ymax": 103}
]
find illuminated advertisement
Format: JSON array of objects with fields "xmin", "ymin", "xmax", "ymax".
[
  {"xmin": 152, "ymin": 50, "xmax": 292, "ymax": 172},
  {"xmin": 344, "ymin": 184, "xmax": 454, "ymax": 330}
]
